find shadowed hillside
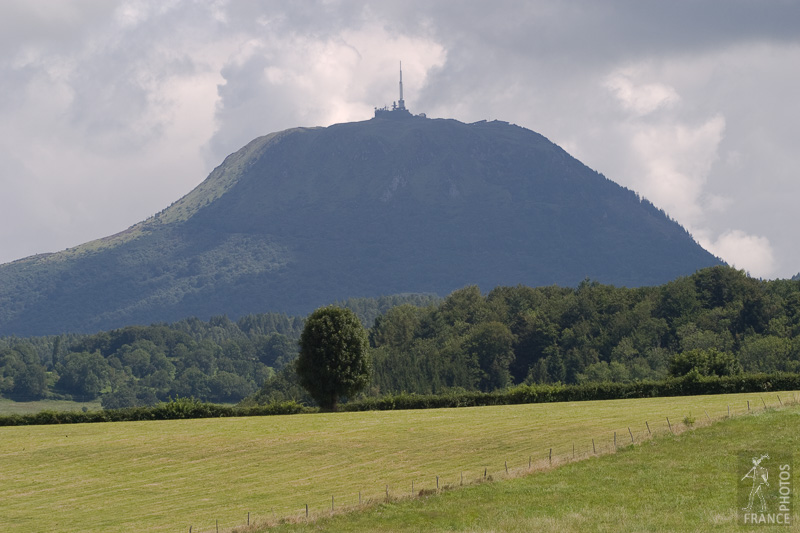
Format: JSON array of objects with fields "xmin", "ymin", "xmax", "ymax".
[{"xmin": 0, "ymin": 116, "xmax": 721, "ymax": 335}]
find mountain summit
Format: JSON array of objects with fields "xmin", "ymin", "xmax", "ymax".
[{"xmin": 0, "ymin": 115, "xmax": 721, "ymax": 335}]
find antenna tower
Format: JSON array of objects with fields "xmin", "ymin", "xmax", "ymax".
[{"xmin": 398, "ymin": 61, "xmax": 406, "ymax": 111}]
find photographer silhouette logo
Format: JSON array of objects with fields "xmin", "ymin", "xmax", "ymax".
[{"xmin": 739, "ymin": 452, "xmax": 793, "ymax": 526}]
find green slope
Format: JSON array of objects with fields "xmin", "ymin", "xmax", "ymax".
[{"xmin": 0, "ymin": 116, "xmax": 722, "ymax": 335}]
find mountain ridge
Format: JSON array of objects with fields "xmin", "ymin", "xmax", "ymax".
[{"xmin": 0, "ymin": 115, "xmax": 723, "ymax": 335}]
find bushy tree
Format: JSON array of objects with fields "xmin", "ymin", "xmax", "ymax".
[
  {"xmin": 13, "ymin": 363, "xmax": 47, "ymax": 399},
  {"xmin": 255, "ymin": 333, "xmax": 298, "ymax": 368},
  {"xmin": 465, "ymin": 321, "xmax": 515, "ymax": 390},
  {"xmin": 0, "ymin": 345, "xmax": 47, "ymax": 399},
  {"xmin": 296, "ymin": 306, "xmax": 371, "ymax": 411},
  {"xmin": 56, "ymin": 351, "xmax": 110, "ymax": 399},
  {"xmin": 669, "ymin": 348, "xmax": 741, "ymax": 377},
  {"xmin": 246, "ymin": 365, "xmax": 311, "ymax": 405}
]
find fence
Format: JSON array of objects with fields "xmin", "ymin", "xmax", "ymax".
[{"xmin": 185, "ymin": 392, "xmax": 799, "ymax": 532}]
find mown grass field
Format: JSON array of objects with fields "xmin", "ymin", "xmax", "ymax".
[
  {"xmin": 0, "ymin": 398, "xmax": 102, "ymax": 415},
  {"xmin": 0, "ymin": 391, "xmax": 797, "ymax": 532},
  {"xmin": 262, "ymin": 404, "xmax": 800, "ymax": 533}
]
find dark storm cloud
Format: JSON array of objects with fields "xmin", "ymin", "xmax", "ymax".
[{"xmin": 414, "ymin": 0, "xmax": 800, "ymax": 58}]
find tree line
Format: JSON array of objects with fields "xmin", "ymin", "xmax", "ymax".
[
  {"xmin": 0, "ymin": 294, "xmax": 438, "ymax": 407},
  {"xmin": 253, "ymin": 265, "xmax": 800, "ymax": 405},
  {"xmin": 3, "ymin": 266, "xmax": 799, "ymax": 409}
]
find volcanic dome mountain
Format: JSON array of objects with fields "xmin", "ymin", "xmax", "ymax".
[{"xmin": 0, "ymin": 114, "xmax": 722, "ymax": 335}]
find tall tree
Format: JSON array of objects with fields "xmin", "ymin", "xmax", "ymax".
[
  {"xmin": 465, "ymin": 321, "xmax": 516, "ymax": 391},
  {"xmin": 296, "ymin": 306, "xmax": 371, "ymax": 411}
]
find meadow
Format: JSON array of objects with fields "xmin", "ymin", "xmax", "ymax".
[
  {"xmin": 263, "ymin": 403, "xmax": 800, "ymax": 533},
  {"xmin": 0, "ymin": 391, "xmax": 797, "ymax": 532},
  {"xmin": 0, "ymin": 398, "xmax": 101, "ymax": 415}
]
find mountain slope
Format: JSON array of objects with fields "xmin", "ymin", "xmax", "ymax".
[{"xmin": 0, "ymin": 116, "xmax": 722, "ymax": 335}]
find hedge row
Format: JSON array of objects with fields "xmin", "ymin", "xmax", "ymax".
[
  {"xmin": 342, "ymin": 373, "xmax": 800, "ymax": 412},
  {"xmin": 2, "ymin": 373, "xmax": 798, "ymax": 426},
  {"xmin": 0, "ymin": 397, "xmax": 313, "ymax": 427}
]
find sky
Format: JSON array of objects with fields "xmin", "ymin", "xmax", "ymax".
[{"xmin": 1, "ymin": 0, "xmax": 799, "ymax": 279}]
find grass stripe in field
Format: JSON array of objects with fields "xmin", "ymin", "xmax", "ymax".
[
  {"xmin": 263, "ymin": 403, "xmax": 800, "ymax": 532},
  {"xmin": 0, "ymin": 398, "xmax": 101, "ymax": 415},
  {"xmin": 0, "ymin": 391, "xmax": 796, "ymax": 532}
]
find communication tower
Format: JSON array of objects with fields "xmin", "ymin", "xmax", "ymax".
[
  {"xmin": 397, "ymin": 61, "xmax": 406, "ymax": 111},
  {"xmin": 374, "ymin": 61, "xmax": 416, "ymax": 119}
]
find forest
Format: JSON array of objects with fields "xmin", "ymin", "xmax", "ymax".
[
  {"xmin": 1, "ymin": 266, "xmax": 799, "ymax": 408},
  {"xmin": 254, "ymin": 265, "xmax": 800, "ymax": 404},
  {"xmin": 0, "ymin": 294, "xmax": 437, "ymax": 407}
]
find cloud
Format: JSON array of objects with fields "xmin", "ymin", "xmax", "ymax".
[
  {"xmin": 207, "ymin": 21, "xmax": 446, "ymax": 163},
  {"xmin": 629, "ymin": 113, "xmax": 726, "ymax": 227},
  {"xmin": 0, "ymin": 1, "xmax": 229, "ymax": 259},
  {"xmin": 1, "ymin": 0, "xmax": 800, "ymax": 281},
  {"xmin": 700, "ymin": 230, "xmax": 776, "ymax": 279},
  {"xmin": 604, "ymin": 70, "xmax": 680, "ymax": 116}
]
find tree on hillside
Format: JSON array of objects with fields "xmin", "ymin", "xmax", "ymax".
[{"xmin": 296, "ymin": 306, "xmax": 371, "ymax": 411}]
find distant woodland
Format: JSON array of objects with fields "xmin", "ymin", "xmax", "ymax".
[{"xmin": 1, "ymin": 266, "xmax": 799, "ymax": 408}]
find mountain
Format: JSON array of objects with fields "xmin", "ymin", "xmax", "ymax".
[{"xmin": 0, "ymin": 114, "xmax": 722, "ymax": 335}]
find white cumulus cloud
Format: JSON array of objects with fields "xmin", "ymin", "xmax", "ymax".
[
  {"xmin": 629, "ymin": 114, "xmax": 726, "ymax": 228},
  {"xmin": 604, "ymin": 70, "xmax": 680, "ymax": 116},
  {"xmin": 700, "ymin": 230, "xmax": 776, "ymax": 278}
]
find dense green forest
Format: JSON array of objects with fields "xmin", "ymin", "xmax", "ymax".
[
  {"xmin": 0, "ymin": 294, "xmax": 438, "ymax": 407},
  {"xmin": 254, "ymin": 265, "xmax": 800, "ymax": 404},
  {"xmin": 2, "ymin": 266, "xmax": 799, "ymax": 409}
]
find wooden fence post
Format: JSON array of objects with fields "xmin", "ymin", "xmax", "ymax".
[
  {"xmin": 305, "ymin": 504, "xmax": 309, "ymax": 518},
  {"xmin": 667, "ymin": 417, "xmax": 673, "ymax": 434},
  {"xmin": 761, "ymin": 397, "xmax": 767, "ymax": 409},
  {"xmin": 704, "ymin": 410, "xmax": 710, "ymax": 421},
  {"xmin": 592, "ymin": 438, "xmax": 596, "ymax": 454},
  {"xmin": 778, "ymin": 395, "xmax": 783, "ymax": 406},
  {"xmin": 549, "ymin": 448, "xmax": 552, "ymax": 464},
  {"xmin": 646, "ymin": 421, "xmax": 651, "ymax": 435},
  {"xmin": 614, "ymin": 432, "xmax": 617, "ymax": 449},
  {"xmin": 628, "ymin": 427, "xmax": 634, "ymax": 443}
]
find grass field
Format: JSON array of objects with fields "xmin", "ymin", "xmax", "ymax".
[
  {"xmin": 0, "ymin": 391, "xmax": 797, "ymax": 532},
  {"xmin": 0, "ymin": 398, "xmax": 102, "ymax": 415},
  {"xmin": 261, "ymin": 404, "xmax": 800, "ymax": 533}
]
